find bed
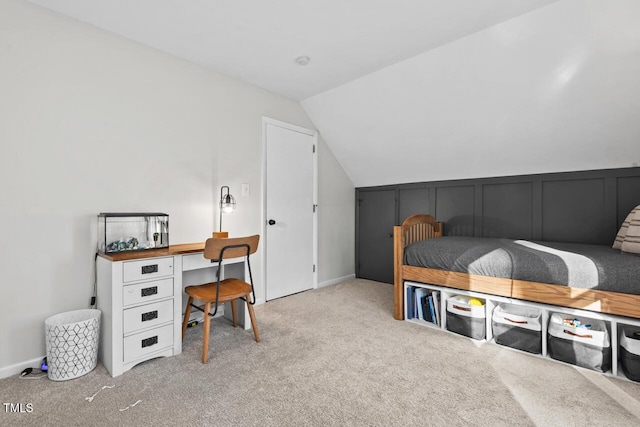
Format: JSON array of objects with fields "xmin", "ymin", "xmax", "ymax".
[{"xmin": 393, "ymin": 214, "xmax": 640, "ymax": 321}]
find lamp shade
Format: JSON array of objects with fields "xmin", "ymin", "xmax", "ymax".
[
  {"xmin": 221, "ymin": 194, "xmax": 236, "ymax": 213},
  {"xmin": 218, "ymin": 186, "xmax": 236, "ymax": 233}
]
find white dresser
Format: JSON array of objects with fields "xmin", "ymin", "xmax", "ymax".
[{"xmin": 96, "ymin": 243, "xmax": 248, "ymax": 377}]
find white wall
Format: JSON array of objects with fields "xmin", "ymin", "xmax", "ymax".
[
  {"xmin": 317, "ymin": 136, "xmax": 355, "ymax": 286},
  {"xmin": 302, "ymin": 0, "xmax": 640, "ymax": 187},
  {"xmin": 0, "ymin": 0, "xmax": 354, "ymax": 374}
]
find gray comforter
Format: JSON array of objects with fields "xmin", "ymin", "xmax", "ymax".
[{"xmin": 404, "ymin": 236, "xmax": 640, "ymax": 295}]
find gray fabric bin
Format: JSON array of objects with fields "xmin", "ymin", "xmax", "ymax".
[
  {"xmin": 492, "ymin": 303, "xmax": 542, "ymax": 354},
  {"xmin": 547, "ymin": 313, "xmax": 611, "ymax": 372},
  {"xmin": 446, "ymin": 296, "xmax": 485, "ymax": 340},
  {"xmin": 620, "ymin": 332, "xmax": 640, "ymax": 382}
]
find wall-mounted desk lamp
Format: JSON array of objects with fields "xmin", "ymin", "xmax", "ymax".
[{"xmin": 213, "ymin": 185, "xmax": 236, "ymax": 238}]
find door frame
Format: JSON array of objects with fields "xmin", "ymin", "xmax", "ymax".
[{"xmin": 261, "ymin": 116, "xmax": 318, "ymax": 301}]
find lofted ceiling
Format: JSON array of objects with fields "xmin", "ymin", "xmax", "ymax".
[{"xmin": 27, "ymin": 1, "xmax": 640, "ymax": 187}]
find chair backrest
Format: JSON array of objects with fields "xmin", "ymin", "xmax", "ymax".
[{"xmin": 204, "ymin": 235, "xmax": 260, "ymax": 261}]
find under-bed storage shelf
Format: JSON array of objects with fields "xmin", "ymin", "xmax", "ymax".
[{"xmin": 404, "ymin": 281, "xmax": 640, "ymax": 382}]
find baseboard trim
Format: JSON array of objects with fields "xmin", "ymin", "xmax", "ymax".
[
  {"xmin": 0, "ymin": 355, "xmax": 45, "ymax": 379},
  {"xmin": 318, "ymin": 274, "xmax": 355, "ymax": 289}
]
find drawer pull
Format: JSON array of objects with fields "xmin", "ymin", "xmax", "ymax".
[
  {"xmin": 141, "ymin": 264, "xmax": 158, "ymax": 275},
  {"xmin": 141, "ymin": 286, "xmax": 158, "ymax": 297},
  {"xmin": 142, "ymin": 336, "xmax": 158, "ymax": 348},
  {"xmin": 141, "ymin": 310, "xmax": 158, "ymax": 322}
]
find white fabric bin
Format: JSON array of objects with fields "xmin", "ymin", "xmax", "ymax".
[
  {"xmin": 45, "ymin": 309, "xmax": 101, "ymax": 381},
  {"xmin": 547, "ymin": 312, "xmax": 610, "ymax": 372},
  {"xmin": 446, "ymin": 296, "xmax": 486, "ymax": 340},
  {"xmin": 492, "ymin": 303, "xmax": 542, "ymax": 354}
]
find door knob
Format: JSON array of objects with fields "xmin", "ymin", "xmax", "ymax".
[{"xmin": 268, "ymin": 219, "xmax": 276, "ymax": 226}]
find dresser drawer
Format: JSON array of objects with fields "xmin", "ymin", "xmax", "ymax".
[
  {"xmin": 123, "ymin": 299, "xmax": 174, "ymax": 334},
  {"xmin": 123, "ymin": 324, "xmax": 173, "ymax": 363},
  {"xmin": 123, "ymin": 257, "xmax": 174, "ymax": 283},
  {"xmin": 123, "ymin": 278, "xmax": 174, "ymax": 307}
]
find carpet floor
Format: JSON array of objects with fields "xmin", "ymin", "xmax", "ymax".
[{"xmin": 2, "ymin": 279, "xmax": 640, "ymax": 426}]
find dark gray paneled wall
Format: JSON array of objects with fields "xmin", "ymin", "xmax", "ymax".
[
  {"xmin": 356, "ymin": 167, "xmax": 640, "ymax": 282},
  {"xmin": 482, "ymin": 182, "xmax": 533, "ymax": 239},
  {"xmin": 618, "ymin": 176, "xmax": 640, "ymax": 225},
  {"xmin": 362, "ymin": 168, "xmax": 639, "ymax": 242}
]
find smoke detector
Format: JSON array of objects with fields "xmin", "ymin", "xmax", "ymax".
[{"xmin": 295, "ymin": 56, "xmax": 310, "ymax": 66}]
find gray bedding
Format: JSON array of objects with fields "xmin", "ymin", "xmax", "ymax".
[{"xmin": 404, "ymin": 236, "xmax": 640, "ymax": 295}]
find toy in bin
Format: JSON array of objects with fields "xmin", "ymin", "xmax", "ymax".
[{"xmin": 563, "ymin": 318, "xmax": 592, "ymax": 329}]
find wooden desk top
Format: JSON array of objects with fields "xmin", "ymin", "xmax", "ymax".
[{"xmin": 97, "ymin": 242, "xmax": 206, "ymax": 262}]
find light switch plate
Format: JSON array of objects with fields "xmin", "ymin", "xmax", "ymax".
[{"xmin": 241, "ymin": 183, "xmax": 250, "ymax": 196}]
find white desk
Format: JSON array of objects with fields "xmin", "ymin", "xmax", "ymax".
[{"xmin": 97, "ymin": 243, "xmax": 247, "ymax": 377}]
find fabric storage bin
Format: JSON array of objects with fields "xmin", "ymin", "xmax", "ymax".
[
  {"xmin": 446, "ymin": 296, "xmax": 486, "ymax": 340},
  {"xmin": 547, "ymin": 313, "xmax": 611, "ymax": 372},
  {"xmin": 620, "ymin": 331, "xmax": 640, "ymax": 382},
  {"xmin": 492, "ymin": 303, "xmax": 542, "ymax": 354}
]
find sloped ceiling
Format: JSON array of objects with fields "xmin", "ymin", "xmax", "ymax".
[
  {"xmin": 27, "ymin": 0, "xmax": 640, "ymax": 187},
  {"xmin": 303, "ymin": 0, "xmax": 640, "ymax": 186}
]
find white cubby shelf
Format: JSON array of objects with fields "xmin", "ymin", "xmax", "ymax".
[{"xmin": 404, "ymin": 281, "xmax": 640, "ymax": 383}]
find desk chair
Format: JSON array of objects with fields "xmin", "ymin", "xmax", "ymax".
[{"xmin": 181, "ymin": 235, "xmax": 260, "ymax": 363}]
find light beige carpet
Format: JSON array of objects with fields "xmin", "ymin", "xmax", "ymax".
[{"xmin": 2, "ymin": 279, "xmax": 640, "ymax": 426}]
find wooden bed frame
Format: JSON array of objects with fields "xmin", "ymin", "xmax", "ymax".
[{"xmin": 393, "ymin": 214, "xmax": 640, "ymax": 321}]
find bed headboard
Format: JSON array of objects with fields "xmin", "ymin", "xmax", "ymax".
[
  {"xmin": 393, "ymin": 214, "xmax": 443, "ymax": 320},
  {"xmin": 399, "ymin": 214, "xmax": 443, "ymax": 248}
]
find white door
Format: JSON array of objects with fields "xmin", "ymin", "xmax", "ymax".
[{"xmin": 263, "ymin": 118, "xmax": 317, "ymax": 301}]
